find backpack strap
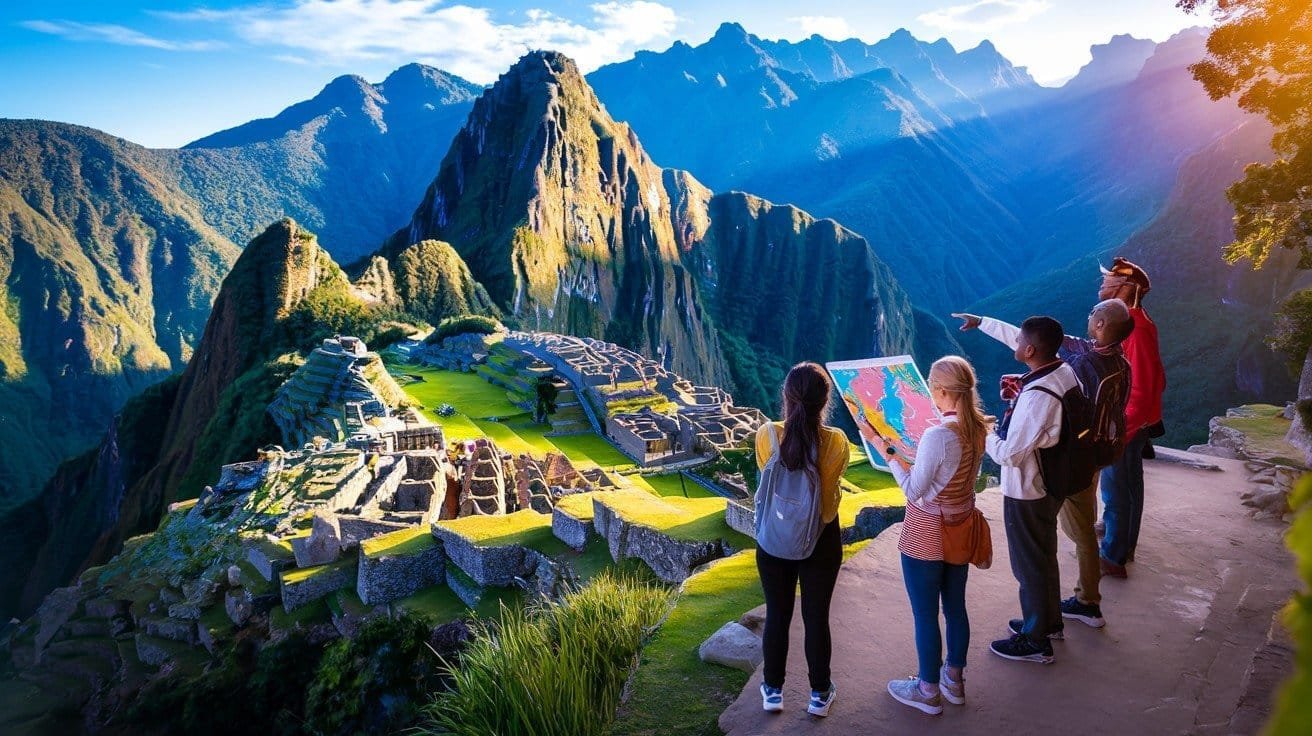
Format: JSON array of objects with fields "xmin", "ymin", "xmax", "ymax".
[{"xmin": 1027, "ymin": 385, "xmax": 1061, "ymax": 401}]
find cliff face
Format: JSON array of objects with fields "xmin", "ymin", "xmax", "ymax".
[
  {"xmin": 388, "ymin": 51, "xmax": 730, "ymax": 387},
  {"xmin": 358, "ymin": 239, "xmax": 499, "ymax": 324},
  {"xmin": 0, "ymin": 120, "xmax": 239, "ymax": 505},
  {"xmin": 677, "ymin": 190, "xmax": 927, "ymax": 411}
]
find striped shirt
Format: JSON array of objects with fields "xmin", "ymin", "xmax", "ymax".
[{"xmin": 890, "ymin": 417, "xmax": 983, "ymax": 561}]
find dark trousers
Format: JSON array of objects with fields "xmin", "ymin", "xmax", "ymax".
[
  {"xmin": 1004, "ymin": 495, "xmax": 1061, "ymax": 644},
  {"xmin": 1101, "ymin": 431, "xmax": 1148, "ymax": 565},
  {"xmin": 757, "ymin": 519, "xmax": 842, "ymax": 691},
  {"xmin": 901, "ymin": 553, "xmax": 969, "ymax": 683}
]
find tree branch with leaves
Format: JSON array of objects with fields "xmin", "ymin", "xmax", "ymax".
[{"xmin": 1180, "ymin": 0, "xmax": 1312, "ymax": 267}]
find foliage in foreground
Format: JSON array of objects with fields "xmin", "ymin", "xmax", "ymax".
[
  {"xmin": 1269, "ymin": 474, "xmax": 1312, "ymax": 735},
  {"xmin": 1268, "ymin": 289, "xmax": 1312, "ymax": 372},
  {"xmin": 419, "ymin": 570, "xmax": 674, "ymax": 736}
]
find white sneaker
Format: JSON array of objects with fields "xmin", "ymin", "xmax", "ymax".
[
  {"xmin": 761, "ymin": 683, "xmax": 783, "ymax": 713},
  {"xmin": 807, "ymin": 684, "xmax": 836, "ymax": 717},
  {"xmin": 939, "ymin": 665, "xmax": 965, "ymax": 705}
]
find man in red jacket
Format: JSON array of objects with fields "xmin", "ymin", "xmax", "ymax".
[{"xmin": 1097, "ymin": 257, "xmax": 1165, "ymax": 578}]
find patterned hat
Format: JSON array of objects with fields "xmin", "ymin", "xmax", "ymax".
[{"xmin": 1100, "ymin": 256, "xmax": 1151, "ymax": 294}]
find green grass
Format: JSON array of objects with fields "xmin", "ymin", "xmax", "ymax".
[
  {"xmin": 605, "ymin": 396, "xmax": 679, "ymax": 416},
  {"xmin": 280, "ymin": 557, "xmax": 355, "ymax": 586},
  {"xmin": 418, "ymin": 571, "xmax": 675, "ymax": 736},
  {"xmin": 391, "ymin": 584, "xmax": 519, "ymax": 623},
  {"xmin": 594, "ymin": 491, "xmax": 752, "ymax": 547},
  {"xmin": 631, "ymin": 473, "xmax": 717, "ymax": 498},
  {"xmin": 436, "ymin": 510, "xmax": 572, "ymax": 556},
  {"xmin": 269, "ymin": 599, "xmax": 332, "ymax": 630},
  {"xmin": 842, "ymin": 458, "xmax": 900, "ymax": 493},
  {"xmin": 360, "ymin": 527, "xmax": 435, "ymax": 559},
  {"xmin": 545, "ymin": 432, "xmax": 634, "ymax": 469},
  {"xmin": 1215, "ymin": 404, "xmax": 1305, "ymax": 466},
  {"xmin": 610, "ymin": 551, "xmax": 759, "ymax": 736},
  {"xmin": 553, "ymin": 492, "xmax": 596, "ymax": 521},
  {"xmin": 391, "ymin": 365, "xmax": 522, "ymax": 419}
]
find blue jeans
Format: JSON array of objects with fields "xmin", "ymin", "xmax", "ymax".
[
  {"xmin": 900, "ymin": 553, "xmax": 969, "ymax": 683},
  {"xmin": 1101, "ymin": 431, "xmax": 1148, "ymax": 565}
]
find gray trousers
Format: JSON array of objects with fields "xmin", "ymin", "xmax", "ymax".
[{"xmin": 1004, "ymin": 494, "xmax": 1062, "ymax": 643}]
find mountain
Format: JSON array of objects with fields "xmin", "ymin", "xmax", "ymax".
[
  {"xmin": 0, "ymin": 218, "xmax": 454, "ymax": 620},
  {"xmin": 964, "ymin": 119, "xmax": 1303, "ymax": 447},
  {"xmin": 169, "ymin": 64, "xmax": 482, "ymax": 263},
  {"xmin": 588, "ymin": 24, "xmax": 1032, "ymax": 313},
  {"xmin": 0, "ymin": 121, "xmax": 238, "ymax": 507},
  {"xmin": 0, "ymin": 65, "xmax": 480, "ymax": 506},
  {"xmin": 2, "ymin": 50, "xmax": 949, "ymax": 620},
  {"xmin": 586, "ymin": 25, "xmax": 1249, "ymax": 318}
]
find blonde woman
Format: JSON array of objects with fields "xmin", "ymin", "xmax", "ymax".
[{"xmin": 867, "ymin": 356, "xmax": 989, "ymax": 716}]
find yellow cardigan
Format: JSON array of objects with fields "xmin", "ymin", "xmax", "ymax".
[{"xmin": 754, "ymin": 421, "xmax": 848, "ymax": 524}]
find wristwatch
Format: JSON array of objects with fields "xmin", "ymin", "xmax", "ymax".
[{"xmin": 885, "ymin": 446, "xmax": 896, "ymax": 456}]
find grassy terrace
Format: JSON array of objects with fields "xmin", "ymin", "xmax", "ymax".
[
  {"xmin": 280, "ymin": 557, "xmax": 355, "ymax": 586},
  {"xmin": 553, "ymin": 492, "xmax": 597, "ymax": 521},
  {"xmin": 436, "ymin": 509, "xmax": 572, "ymax": 556},
  {"xmin": 360, "ymin": 526, "xmax": 434, "ymax": 559},
  {"xmin": 390, "ymin": 363, "xmax": 636, "ymax": 470},
  {"xmin": 628, "ymin": 472, "xmax": 718, "ymax": 498},
  {"xmin": 593, "ymin": 490, "xmax": 753, "ymax": 548}
]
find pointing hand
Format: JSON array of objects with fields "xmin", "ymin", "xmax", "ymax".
[{"xmin": 951, "ymin": 313, "xmax": 982, "ymax": 331}]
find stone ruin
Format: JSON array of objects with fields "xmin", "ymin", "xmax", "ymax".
[{"xmin": 507, "ymin": 331, "xmax": 766, "ymax": 462}]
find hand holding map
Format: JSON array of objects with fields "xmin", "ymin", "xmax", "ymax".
[{"xmin": 826, "ymin": 356, "xmax": 942, "ymax": 471}]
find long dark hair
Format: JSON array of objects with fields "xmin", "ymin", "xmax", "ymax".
[{"xmin": 780, "ymin": 362, "xmax": 832, "ymax": 474}]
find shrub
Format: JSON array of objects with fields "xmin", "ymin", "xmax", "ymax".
[
  {"xmin": 303, "ymin": 613, "xmax": 455, "ymax": 736},
  {"xmin": 1270, "ymin": 473, "xmax": 1312, "ymax": 735},
  {"xmin": 418, "ymin": 571, "xmax": 674, "ymax": 736},
  {"xmin": 125, "ymin": 633, "xmax": 324, "ymax": 736},
  {"xmin": 436, "ymin": 403, "xmax": 457, "ymax": 417},
  {"xmin": 1269, "ymin": 288, "xmax": 1312, "ymax": 373},
  {"xmin": 426, "ymin": 314, "xmax": 503, "ymax": 344}
]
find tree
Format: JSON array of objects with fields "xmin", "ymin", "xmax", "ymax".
[{"xmin": 1179, "ymin": 0, "xmax": 1312, "ymax": 268}]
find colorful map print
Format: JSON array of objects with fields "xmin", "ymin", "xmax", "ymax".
[{"xmin": 826, "ymin": 356, "xmax": 941, "ymax": 471}]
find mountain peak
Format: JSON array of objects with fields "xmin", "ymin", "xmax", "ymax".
[
  {"xmin": 379, "ymin": 63, "xmax": 482, "ymax": 103},
  {"xmin": 712, "ymin": 21, "xmax": 749, "ymax": 41},
  {"xmin": 1064, "ymin": 33, "xmax": 1156, "ymax": 91}
]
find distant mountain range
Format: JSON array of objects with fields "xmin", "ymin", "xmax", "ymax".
[{"xmin": 0, "ymin": 22, "xmax": 1298, "ymax": 616}]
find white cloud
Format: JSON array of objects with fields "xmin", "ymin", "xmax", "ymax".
[
  {"xmin": 159, "ymin": 0, "xmax": 679, "ymax": 82},
  {"xmin": 789, "ymin": 15, "xmax": 853, "ymax": 40},
  {"xmin": 918, "ymin": 0, "xmax": 1050, "ymax": 32},
  {"xmin": 20, "ymin": 19, "xmax": 225, "ymax": 51}
]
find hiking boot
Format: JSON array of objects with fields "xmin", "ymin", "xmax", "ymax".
[
  {"xmin": 887, "ymin": 677, "xmax": 943, "ymax": 715},
  {"xmin": 990, "ymin": 633, "xmax": 1055, "ymax": 664},
  {"xmin": 939, "ymin": 665, "xmax": 965, "ymax": 705},
  {"xmin": 1008, "ymin": 618, "xmax": 1064, "ymax": 640},
  {"xmin": 1100, "ymin": 556, "xmax": 1128, "ymax": 578},
  {"xmin": 760, "ymin": 683, "xmax": 783, "ymax": 713},
  {"xmin": 1061, "ymin": 596, "xmax": 1106, "ymax": 628},
  {"xmin": 807, "ymin": 683, "xmax": 836, "ymax": 717}
]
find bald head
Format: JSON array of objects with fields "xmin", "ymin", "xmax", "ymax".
[{"xmin": 1089, "ymin": 298, "xmax": 1134, "ymax": 344}]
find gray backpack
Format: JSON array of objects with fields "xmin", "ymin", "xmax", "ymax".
[{"xmin": 754, "ymin": 424, "xmax": 823, "ymax": 560}]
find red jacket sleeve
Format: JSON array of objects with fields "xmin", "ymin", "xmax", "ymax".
[{"xmin": 1123, "ymin": 307, "xmax": 1165, "ymax": 434}]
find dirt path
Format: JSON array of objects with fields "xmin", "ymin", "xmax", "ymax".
[{"xmin": 719, "ymin": 454, "xmax": 1295, "ymax": 735}]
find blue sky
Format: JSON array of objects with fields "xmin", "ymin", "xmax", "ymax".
[{"xmin": 0, "ymin": 1, "xmax": 1211, "ymax": 148}]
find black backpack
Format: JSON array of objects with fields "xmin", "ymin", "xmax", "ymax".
[{"xmin": 1028, "ymin": 384, "xmax": 1103, "ymax": 500}]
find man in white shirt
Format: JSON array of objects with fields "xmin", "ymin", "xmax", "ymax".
[{"xmin": 980, "ymin": 316, "xmax": 1079, "ymax": 665}]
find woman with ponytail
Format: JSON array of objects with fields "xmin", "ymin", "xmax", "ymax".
[
  {"xmin": 868, "ymin": 356, "xmax": 989, "ymax": 716},
  {"xmin": 753, "ymin": 363, "xmax": 849, "ymax": 717}
]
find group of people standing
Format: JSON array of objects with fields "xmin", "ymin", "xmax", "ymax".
[{"xmin": 751, "ymin": 257, "xmax": 1165, "ymax": 717}]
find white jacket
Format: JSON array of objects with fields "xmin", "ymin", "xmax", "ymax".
[{"xmin": 985, "ymin": 361, "xmax": 1079, "ymax": 500}]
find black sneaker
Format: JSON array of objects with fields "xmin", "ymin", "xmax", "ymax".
[
  {"xmin": 990, "ymin": 633, "xmax": 1055, "ymax": 664},
  {"xmin": 1008, "ymin": 618, "xmax": 1064, "ymax": 640},
  {"xmin": 1060, "ymin": 596, "xmax": 1106, "ymax": 628}
]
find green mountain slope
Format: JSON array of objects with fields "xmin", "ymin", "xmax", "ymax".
[{"xmin": 0, "ymin": 121, "xmax": 238, "ymax": 506}]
